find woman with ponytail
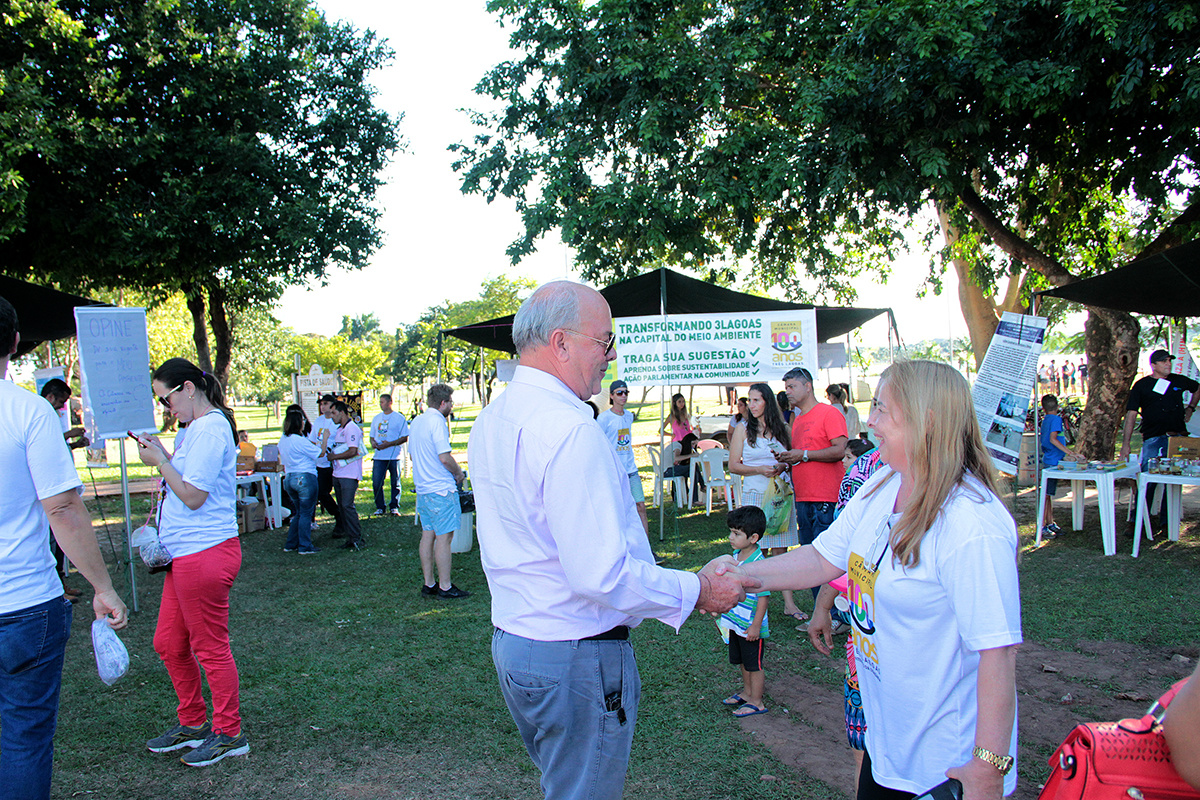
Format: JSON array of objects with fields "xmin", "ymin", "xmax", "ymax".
[{"xmin": 134, "ymin": 358, "xmax": 249, "ymax": 767}]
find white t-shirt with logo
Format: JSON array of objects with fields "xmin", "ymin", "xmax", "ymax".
[
  {"xmin": 596, "ymin": 408, "xmax": 636, "ymax": 474},
  {"xmin": 310, "ymin": 415, "xmax": 336, "ymax": 468},
  {"xmin": 409, "ymin": 408, "xmax": 455, "ymax": 495},
  {"xmin": 0, "ymin": 379, "xmax": 81, "ymax": 614},
  {"xmin": 812, "ymin": 469, "xmax": 1022, "ymax": 796},
  {"xmin": 158, "ymin": 410, "xmax": 239, "ymax": 559},
  {"xmin": 330, "ymin": 421, "xmax": 363, "ymax": 480},
  {"xmin": 370, "ymin": 411, "xmax": 409, "ymax": 461}
]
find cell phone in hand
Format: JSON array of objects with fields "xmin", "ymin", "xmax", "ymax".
[
  {"xmin": 127, "ymin": 431, "xmax": 142, "ymax": 444},
  {"xmin": 913, "ymin": 778, "xmax": 962, "ymax": 800}
]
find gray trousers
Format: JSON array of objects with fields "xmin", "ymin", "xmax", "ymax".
[
  {"xmin": 492, "ymin": 628, "xmax": 640, "ymax": 800},
  {"xmin": 333, "ymin": 477, "xmax": 361, "ymax": 545}
]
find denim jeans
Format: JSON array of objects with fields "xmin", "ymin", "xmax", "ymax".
[
  {"xmin": 283, "ymin": 472, "xmax": 318, "ymax": 552},
  {"xmin": 0, "ymin": 596, "xmax": 72, "ymax": 800},
  {"xmin": 492, "ymin": 629, "xmax": 640, "ymax": 800},
  {"xmin": 796, "ymin": 500, "xmax": 837, "ymax": 601},
  {"xmin": 372, "ymin": 459, "xmax": 400, "ymax": 512},
  {"xmin": 1140, "ymin": 435, "xmax": 1170, "ymax": 527}
]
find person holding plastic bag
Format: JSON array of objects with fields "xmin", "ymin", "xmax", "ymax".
[
  {"xmin": 0, "ymin": 295, "xmax": 127, "ymax": 800},
  {"xmin": 730, "ymin": 361, "xmax": 1022, "ymax": 800},
  {"xmin": 134, "ymin": 358, "xmax": 249, "ymax": 767}
]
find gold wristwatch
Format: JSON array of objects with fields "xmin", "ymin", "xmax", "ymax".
[{"xmin": 973, "ymin": 746, "xmax": 1014, "ymax": 774}]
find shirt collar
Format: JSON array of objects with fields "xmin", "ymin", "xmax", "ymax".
[{"xmin": 513, "ymin": 365, "xmax": 591, "ymax": 411}]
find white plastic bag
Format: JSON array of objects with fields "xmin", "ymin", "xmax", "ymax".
[
  {"xmin": 91, "ymin": 618, "xmax": 129, "ymax": 686},
  {"xmin": 133, "ymin": 524, "xmax": 172, "ymax": 573}
]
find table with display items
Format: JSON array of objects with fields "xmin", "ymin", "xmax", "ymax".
[
  {"xmin": 1131, "ymin": 471, "xmax": 1200, "ymax": 557},
  {"xmin": 235, "ymin": 471, "xmax": 284, "ymax": 529},
  {"xmin": 1035, "ymin": 459, "xmax": 1138, "ymax": 555}
]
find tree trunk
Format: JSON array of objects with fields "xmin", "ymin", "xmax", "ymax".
[
  {"xmin": 937, "ymin": 202, "xmax": 1029, "ymax": 369},
  {"xmin": 1076, "ymin": 308, "xmax": 1139, "ymax": 461},
  {"xmin": 208, "ymin": 284, "xmax": 232, "ymax": 390},
  {"xmin": 185, "ymin": 288, "xmax": 213, "ymax": 373}
]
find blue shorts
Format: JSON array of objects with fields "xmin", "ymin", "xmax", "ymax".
[
  {"xmin": 416, "ymin": 491, "xmax": 460, "ymax": 536},
  {"xmin": 628, "ymin": 472, "xmax": 646, "ymax": 503}
]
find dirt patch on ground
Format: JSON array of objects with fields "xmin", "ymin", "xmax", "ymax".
[{"xmin": 740, "ymin": 638, "xmax": 1197, "ymax": 798}]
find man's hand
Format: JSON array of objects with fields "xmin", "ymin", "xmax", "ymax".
[
  {"xmin": 775, "ymin": 449, "xmax": 801, "ymax": 465},
  {"xmin": 946, "ymin": 757, "xmax": 1005, "ymax": 800},
  {"xmin": 93, "ymin": 588, "xmax": 129, "ymax": 630},
  {"xmin": 696, "ymin": 557, "xmax": 763, "ymax": 615}
]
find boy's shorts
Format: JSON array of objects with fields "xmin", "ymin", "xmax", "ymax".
[
  {"xmin": 728, "ymin": 630, "xmax": 764, "ymax": 672},
  {"xmin": 628, "ymin": 472, "xmax": 645, "ymax": 503},
  {"xmin": 1045, "ymin": 477, "xmax": 1059, "ymax": 495}
]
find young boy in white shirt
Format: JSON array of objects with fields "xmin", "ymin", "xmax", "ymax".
[{"xmin": 718, "ymin": 505, "xmax": 770, "ymax": 717}]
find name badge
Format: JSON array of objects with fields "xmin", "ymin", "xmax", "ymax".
[{"xmin": 1154, "ymin": 379, "xmax": 1170, "ymax": 395}]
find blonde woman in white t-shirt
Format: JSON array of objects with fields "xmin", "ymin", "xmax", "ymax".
[
  {"xmin": 135, "ymin": 358, "xmax": 249, "ymax": 767},
  {"xmin": 731, "ymin": 361, "xmax": 1021, "ymax": 800}
]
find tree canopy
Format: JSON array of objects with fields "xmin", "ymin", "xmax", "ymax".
[
  {"xmin": 456, "ymin": 0, "xmax": 1200, "ymax": 456},
  {"xmin": 1, "ymin": 0, "xmax": 401, "ymax": 383}
]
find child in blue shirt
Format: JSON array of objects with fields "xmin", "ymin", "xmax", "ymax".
[
  {"xmin": 718, "ymin": 505, "xmax": 770, "ymax": 717},
  {"xmin": 1041, "ymin": 394, "xmax": 1077, "ymax": 538}
]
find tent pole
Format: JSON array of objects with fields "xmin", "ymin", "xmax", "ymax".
[{"xmin": 436, "ymin": 331, "xmax": 443, "ymax": 385}]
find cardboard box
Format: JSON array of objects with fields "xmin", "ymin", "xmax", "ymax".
[
  {"xmin": 236, "ymin": 454, "xmax": 257, "ymax": 474},
  {"xmin": 254, "ymin": 460, "xmax": 284, "ymax": 473},
  {"xmin": 1168, "ymin": 436, "xmax": 1200, "ymax": 458},
  {"xmin": 237, "ymin": 500, "xmax": 266, "ymax": 534}
]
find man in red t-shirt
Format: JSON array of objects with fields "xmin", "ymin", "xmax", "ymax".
[{"xmin": 777, "ymin": 368, "xmax": 848, "ymax": 611}]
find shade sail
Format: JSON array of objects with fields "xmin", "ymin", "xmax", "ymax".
[
  {"xmin": 444, "ymin": 268, "xmax": 891, "ymax": 353},
  {"xmin": 1038, "ymin": 240, "xmax": 1200, "ymax": 317},
  {"xmin": 0, "ymin": 275, "xmax": 109, "ymax": 358}
]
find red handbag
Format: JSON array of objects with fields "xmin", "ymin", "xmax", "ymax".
[{"xmin": 1038, "ymin": 679, "xmax": 1198, "ymax": 800}]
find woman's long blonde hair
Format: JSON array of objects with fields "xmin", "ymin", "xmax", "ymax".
[{"xmin": 866, "ymin": 360, "xmax": 999, "ymax": 568}]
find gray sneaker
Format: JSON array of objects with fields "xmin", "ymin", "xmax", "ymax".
[
  {"xmin": 179, "ymin": 731, "xmax": 250, "ymax": 766},
  {"xmin": 147, "ymin": 722, "xmax": 212, "ymax": 753}
]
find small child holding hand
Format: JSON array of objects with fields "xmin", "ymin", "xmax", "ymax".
[{"xmin": 718, "ymin": 505, "xmax": 770, "ymax": 717}]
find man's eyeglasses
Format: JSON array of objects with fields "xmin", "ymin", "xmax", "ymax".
[
  {"xmin": 158, "ymin": 384, "xmax": 183, "ymax": 408},
  {"xmin": 565, "ymin": 330, "xmax": 616, "ymax": 354}
]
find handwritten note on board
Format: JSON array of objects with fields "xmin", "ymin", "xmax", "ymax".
[{"xmin": 74, "ymin": 307, "xmax": 156, "ymax": 439}]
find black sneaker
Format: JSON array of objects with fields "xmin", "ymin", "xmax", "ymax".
[
  {"xmin": 179, "ymin": 731, "xmax": 250, "ymax": 767},
  {"xmin": 420, "ymin": 584, "xmax": 438, "ymax": 596},
  {"xmin": 438, "ymin": 584, "xmax": 470, "ymax": 599},
  {"xmin": 339, "ymin": 540, "xmax": 363, "ymax": 551},
  {"xmin": 298, "ymin": 548, "xmax": 321, "ymax": 555},
  {"xmin": 147, "ymin": 722, "xmax": 212, "ymax": 753}
]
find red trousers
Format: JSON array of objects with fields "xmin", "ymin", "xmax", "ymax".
[{"xmin": 153, "ymin": 537, "xmax": 242, "ymax": 735}]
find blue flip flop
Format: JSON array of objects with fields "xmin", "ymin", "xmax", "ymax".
[
  {"xmin": 732, "ymin": 703, "xmax": 768, "ymax": 717},
  {"xmin": 721, "ymin": 694, "xmax": 745, "ymax": 706}
]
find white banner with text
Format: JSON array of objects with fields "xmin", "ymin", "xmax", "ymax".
[{"xmin": 613, "ymin": 309, "xmax": 818, "ymax": 386}]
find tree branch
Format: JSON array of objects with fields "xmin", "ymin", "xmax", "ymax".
[
  {"xmin": 1137, "ymin": 200, "xmax": 1200, "ymax": 259},
  {"xmin": 958, "ymin": 186, "xmax": 1076, "ymax": 286}
]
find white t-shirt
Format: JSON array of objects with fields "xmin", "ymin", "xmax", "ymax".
[
  {"xmin": 812, "ymin": 469, "xmax": 1022, "ymax": 796},
  {"xmin": 310, "ymin": 415, "xmax": 336, "ymax": 468},
  {"xmin": 409, "ymin": 408, "xmax": 455, "ymax": 495},
  {"xmin": 277, "ymin": 433, "xmax": 321, "ymax": 476},
  {"xmin": 370, "ymin": 411, "xmax": 409, "ymax": 461},
  {"xmin": 158, "ymin": 410, "xmax": 239, "ymax": 558},
  {"xmin": 0, "ymin": 379, "xmax": 81, "ymax": 614},
  {"xmin": 596, "ymin": 408, "xmax": 636, "ymax": 474}
]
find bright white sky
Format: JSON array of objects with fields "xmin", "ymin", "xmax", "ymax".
[{"xmin": 276, "ymin": 0, "xmax": 968, "ymax": 348}]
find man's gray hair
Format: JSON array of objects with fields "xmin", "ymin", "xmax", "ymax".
[
  {"xmin": 783, "ymin": 367, "xmax": 813, "ymax": 384},
  {"xmin": 512, "ymin": 281, "xmax": 583, "ymax": 354}
]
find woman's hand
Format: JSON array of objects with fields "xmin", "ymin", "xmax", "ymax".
[
  {"xmin": 946, "ymin": 758, "xmax": 1004, "ymax": 800},
  {"xmin": 135, "ymin": 436, "xmax": 169, "ymax": 468}
]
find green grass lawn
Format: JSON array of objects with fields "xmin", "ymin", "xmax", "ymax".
[{"xmin": 56, "ymin": 401, "xmax": 1200, "ymax": 799}]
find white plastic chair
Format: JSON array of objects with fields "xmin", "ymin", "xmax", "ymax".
[
  {"xmin": 657, "ymin": 441, "xmax": 689, "ymax": 508},
  {"xmin": 697, "ymin": 449, "xmax": 734, "ymax": 515}
]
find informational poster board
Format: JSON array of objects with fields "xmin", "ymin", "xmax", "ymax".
[
  {"xmin": 972, "ymin": 312, "xmax": 1047, "ymax": 476},
  {"xmin": 74, "ymin": 307, "xmax": 156, "ymax": 439},
  {"xmin": 613, "ymin": 309, "xmax": 818, "ymax": 386},
  {"xmin": 1168, "ymin": 327, "xmax": 1200, "ymax": 436},
  {"xmin": 294, "ymin": 365, "xmax": 342, "ymax": 424}
]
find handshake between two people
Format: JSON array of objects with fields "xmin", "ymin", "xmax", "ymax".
[{"xmin": 695, "ymin": 555, "xmax": 763, "ymax": 615}]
